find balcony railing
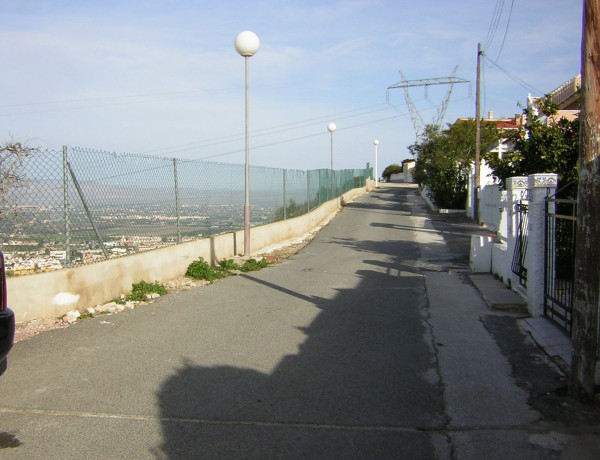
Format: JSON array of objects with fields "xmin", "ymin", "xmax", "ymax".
[{"xmin": 549, "ymin": 74, "xmax": 581, "ymax": 108}]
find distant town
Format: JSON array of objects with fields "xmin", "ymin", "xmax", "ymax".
[{"xmin": 0, "ymin": 201, "xmax": 281, "ymax": 275}]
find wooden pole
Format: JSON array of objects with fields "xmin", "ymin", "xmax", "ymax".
[
  {"xmin": 474, "ymin": 43, "xmax": 482, "ymax": 222},
  {"xmin": 569, "ymin": 0, "xmax": 600, "ymax": 400}
]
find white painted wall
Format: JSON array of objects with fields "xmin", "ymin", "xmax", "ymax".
[{"xmin": 471, "ymin": 174, "xmax": 558, "ymax": 318}]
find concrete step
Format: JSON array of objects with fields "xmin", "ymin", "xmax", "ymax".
[{"xmin": 469, "ymin": 273, "xmax": 528, "ymax": 314}]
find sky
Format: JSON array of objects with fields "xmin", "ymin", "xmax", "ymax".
[{"xmin": 0, "ymin": 0, "xmax": 583, "ymax": 175}]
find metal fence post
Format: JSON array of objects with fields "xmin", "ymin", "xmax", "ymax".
[
  {"xmin": 283, "ymin": 169, "xmax": 287, "ymax": 220},
  {"xmin": 173, "ymin": 158, "xmax": 181, "ymax": 243},
  {"xmin": 67, "ymin": 161, "xmax": 110, "ymax": 260},
  {"xmin": 307, "ymin": 171, "xmax": 310, "ymax": 213},
  {"xmin": 62, "ymin": 146, "xmax": 71, "ymax": 266}
]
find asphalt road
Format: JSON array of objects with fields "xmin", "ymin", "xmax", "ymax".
[{"xmin": 0, "ymin": 184, "xmax": 596, "ymax": 459}]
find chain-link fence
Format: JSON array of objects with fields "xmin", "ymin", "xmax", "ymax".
[{"xmin": 0, "ymin": 146, "xmax": 372, "ymax": 273}]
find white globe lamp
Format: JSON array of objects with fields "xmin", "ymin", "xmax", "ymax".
[{"xmin": 234, "ymin": 31, "xmax": 260, "ymax": 57}]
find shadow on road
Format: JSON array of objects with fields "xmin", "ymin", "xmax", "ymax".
[
  {"xmin": 155, "ymin": 270, "xmax": 443, "ymax": 457},
  {"xmin": 154, "ymin": 187, "xmax": 448, "ymax": 458}
]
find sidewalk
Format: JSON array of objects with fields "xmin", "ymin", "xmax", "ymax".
[
  {"xmin": 416, "ymin": 182, "xmax": 576, "ymax": 375},
  {"xmin": 470, "ymin": 273, "xmax": 573, "ymax": 369},
  {"xmin": 416, "ymin": 187, "xmax": 600, "ymax": 458}
]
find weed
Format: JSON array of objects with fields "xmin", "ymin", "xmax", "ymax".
[
  {"xmin": 219, "ymin": 259, "xmax": 239, "ymax": 271},
  {"xmin": 79, "ymin": 311, "xmax": 95, "ymax": 320},
  {"xmin": 240, "ymin": 258, "xmax": 270, "ymax": 272},
  {"xmin": 185, "ymin": 256, "xmax": 271, "ymax": 282},
  {"xmin": 126, "ymin": 280, "xmax": 168, "ymax": 302},
  {"xmin": 185, "ymin": 257, "xmax": 229, "ymax": 282}
]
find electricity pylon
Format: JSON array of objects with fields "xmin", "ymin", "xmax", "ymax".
[{"xmin": 386, "ymin": 66, "xmax": 469, "ymax": 139}]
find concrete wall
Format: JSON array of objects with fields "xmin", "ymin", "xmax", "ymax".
[
  {"xmin": 10, "ymin": 183, "xmax": 372, "ymax": 323},
  {"xmin": 478, "ymin": 184, "xmax": 503, "ymax": 232},
  {"xmin": 467, "ymin": 154, "xmax": 500, "ymax": 220},
  {"xmin": 403, "ymin": 161, "xmax": 415, "ymax": 183},
  {"xmin": 388, "ymin": 162, "xmax": 415, "ymax": 183}
]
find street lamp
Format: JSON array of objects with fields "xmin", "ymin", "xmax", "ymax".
[
  {"xmin": 373, "ymin": 139, "xmax": 379, "ymax": 188},
  {"xmin": 234, "ymin": 30, "xmax": 260, "ymax": 256},
  {"xmin": 327, "ymin": 122, "xmax": 336, "ymax": 199}
]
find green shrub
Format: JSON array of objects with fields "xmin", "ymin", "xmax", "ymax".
[
  {"xmin": 185, "ymin": 257, "xmax": 229, "ymax": 282},
  {"xmin": 219, "ymin": 259, "xmax": 239, "ymax": 271},
  {"xmin": 185, "ymin": 256, "xmax": 271, "ymax": 282},
  {"xmin": 240, "ymin": 258, "xmax": 270, "ymax": 272},
  {"xmin": 126, "ymin": 280, "xmax": 167, "ymax": 301}
]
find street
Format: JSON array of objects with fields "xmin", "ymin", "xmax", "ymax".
[{"xmin": 0, "ymin": 184, "xmax": 598, "ymax": 459}]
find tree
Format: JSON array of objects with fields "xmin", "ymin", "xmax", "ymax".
[
  {"xmin": 0, "ymin": 140, "xmax": 37, "ymax": 214},
  {"xmin": 485, "ymin": 97, "xmax": 579, "ymax": 190},
  {"xmin": 274, "ymin": 199, "xmax": 307, "ymax": 221},
  {"xmin": 410, "ymin": 120, "xmax": 501, "ymax": 208},
  {"xmin": 382, "ymin": 164, "xmax": 402, "ymax": 181}
]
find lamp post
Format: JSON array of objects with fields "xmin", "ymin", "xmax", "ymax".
[
  {"xmin": 327, "ymin": 122, "xmax": 336, "ymax": 199},
  {"xmin": 373, "ymin": 139, "xmax": 379, "ymax": 188},
  {"xmin": 234, "ymin": 31, "xmax": 260, "ymax": 256}
]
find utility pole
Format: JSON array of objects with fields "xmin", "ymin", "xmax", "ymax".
[
  {"xmin": 569, "ymin": 0, "xmax": 600, "ymax": 400},
  {"xmin": 474, "ymin": 43, "xmax": 482, "ymax": 222}
]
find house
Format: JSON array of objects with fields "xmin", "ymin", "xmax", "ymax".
[
  {"xmin": 469, "ymin": 74, "xmax": 582, "ymax": 345},
  {"xmin": 465, "ymin": 74, "xmax": 581, "ymax": 219},
  {"xmin": 528, "ymin": 73, "xmax": 580, "ymax": 122}
]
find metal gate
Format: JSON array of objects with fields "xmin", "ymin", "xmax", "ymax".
[
  {"xmin": 511, "ymin": 194, "xmax": 529, "ymax": 288},
  {"xmin": 544, "ymin": 192, "xmax": 577, "ymax": 335}
]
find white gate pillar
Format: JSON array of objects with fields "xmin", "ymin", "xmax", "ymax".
[{"xmin": 526, "ymin": 173, "xmax": 558, "ymax": 317}]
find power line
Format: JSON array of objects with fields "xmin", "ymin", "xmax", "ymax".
[
  {"xmin": 483, "ymin": 54, "xmax": 543, "ymax": 95},
  {"xmin": 0, "ymin": 89, "xmax": 209, "ymax": 110},
  {"xmin": 482, "ymin": 56, "xmax": 488, "ymax": 115},
  {"xmin": 137, "ymin": 103, "xmax": 392, "ymax": 155},
  {"xmin": 183, "ymin": 95, "xmax": 475, "ymax": 162},
  {"xmin": 163, "ymin": 112, "xmax": 409, "ymax": 160},
  {"xmin": 494, "ymin": 0, "xmax": 515, "ymax": 62},
  {"xmin": 483, "ymin": 0, "xmax": 505, "ymax": 51}
]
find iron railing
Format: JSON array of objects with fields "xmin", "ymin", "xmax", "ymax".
[
  {"xmin": 511, "ymin": 192, "xmax": 529, "ymax": 288},
  {"xmin": 544, "ymin": 185, "xmax": 578, "ymax": 336}
]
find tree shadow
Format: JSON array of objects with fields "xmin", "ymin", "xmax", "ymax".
[
  {"xmin": 344, "ymin": 188, "xmax": 416, "ymax": 214},
  {"xmin": 155, "ymin": 188, "xmax": 449, "ymax": 458},
  {"xmin": 155, "ymin": 272, "xmax": 444, "ymax": 458}
]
